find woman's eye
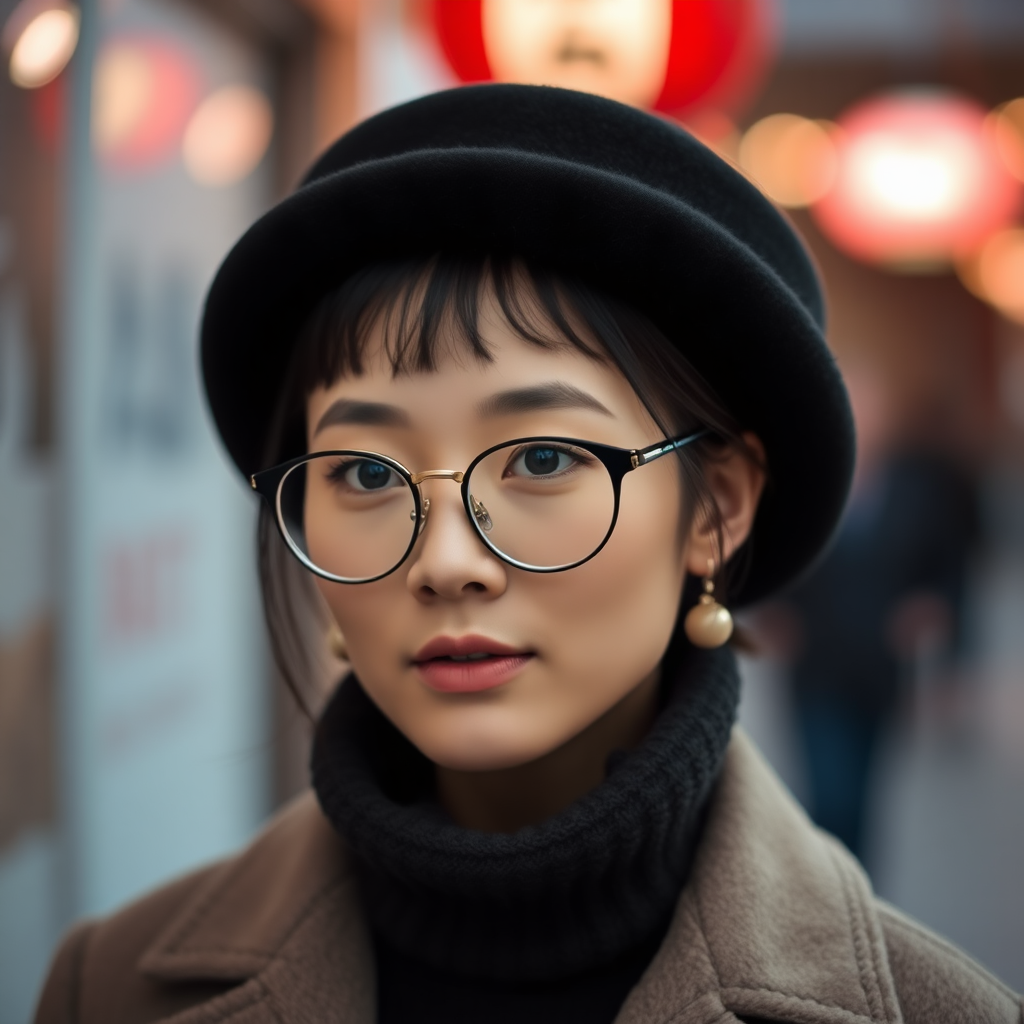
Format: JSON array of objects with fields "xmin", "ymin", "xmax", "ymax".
[
  {"xmin": 505, "ymin": 446, "xmax": 581, "ymax": 479},
  {"xmin": 328, "ymin": 459, "xmax": 401, "ymax": 491}
]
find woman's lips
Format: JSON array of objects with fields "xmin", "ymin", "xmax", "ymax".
[
  {"xmin": 412, "ymin": 635, "xmax": 534, "ymax": 693},
  {"xmin": 415, "ymin": 655, "xmax": 533, "ymax": 693}
]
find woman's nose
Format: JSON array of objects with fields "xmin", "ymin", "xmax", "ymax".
[{"xmin": 404, "ymin": 485, "xmax": 507, "ymax": 601}]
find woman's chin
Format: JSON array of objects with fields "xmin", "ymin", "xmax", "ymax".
[
  {"xmin": 409, "ymin": 720, "xmax": 564, "ymax": 774},
  {"xmin": 421, "ymin": 741, "xmax": 551, "ymax": 774}
]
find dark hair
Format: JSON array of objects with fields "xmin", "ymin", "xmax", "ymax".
[{"xmin": 258, "ymin": 254, "xmax": 759, "ymax": 713}]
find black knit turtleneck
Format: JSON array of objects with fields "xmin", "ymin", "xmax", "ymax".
[{"xmin": 311, "ymin": 638, "xmax": 740, "ymax": 1022}]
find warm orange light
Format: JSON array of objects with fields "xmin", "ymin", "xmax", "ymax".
[
  {"xmin": 738, "ymin": 113, "xmax": 838, "ymax": 208},
  {"xmin": 182, "ymin": 85, "xmax": 273, "ymax": 186},
  {"xmin": 987, "ymin": 98, "xmax": 1024, "ymax": 184},
  {"xmin": 92, "ymin": 38, "xmax": 200, "ymax": 171},
  {"xmin": 959, "ymin": 228, "xmax": 1024, "ymax": 325},
  {"xmin": 813, "ymin": 92, "xmax": 1023, "ymax": 270},
  {"xmin": 481, "ymin": 0, "xmax": 672, "ymax": 109},
  {"xmin": 5, "ymin": 1, "xmax": 79, "ymax": 89},
  {"xmin": 93, "ymin": 43, "xmax": 152, "ymax": 155}
]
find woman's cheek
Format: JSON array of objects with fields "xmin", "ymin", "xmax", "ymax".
[
  {"xmin": 567, "ymin": 468, "xmax": 685, "ymax": 669},
  {"xmin": 520, "ymin": 474, "xmax": 685, "ymax": 735},
  {"xmin": 315, "ymin": 578, "xmax": 403, "ymax": 676},
  {"xmin": 550, "ymin": 530, "xmax": 683, "ymax": 693}
]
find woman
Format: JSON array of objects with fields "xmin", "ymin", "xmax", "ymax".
[{"xmin": 36, "ymin": 85, "xmax": 1020, "ymax": 1024}]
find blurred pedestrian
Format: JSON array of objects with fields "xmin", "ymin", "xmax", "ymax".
[{"xmin": 776, "ymin": 364, "xmax": 978, "ymax": 861}]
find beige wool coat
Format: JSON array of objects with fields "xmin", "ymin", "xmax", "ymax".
[{"xmin": 35, "ymin": 731, "xmax": 1022, "ymax": 1024}]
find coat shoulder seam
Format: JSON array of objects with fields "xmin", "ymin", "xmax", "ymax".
[{"xmin": 878, "ymin": 905, "xmax": 1019, "ymax": 1005}]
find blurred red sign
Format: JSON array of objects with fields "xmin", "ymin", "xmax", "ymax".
[{"xmin": 431, "ymin": 0, "xmax": 775, "ymax": 122}]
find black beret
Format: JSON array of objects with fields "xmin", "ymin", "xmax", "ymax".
[{"xmin": 201, "ymin": 84, "xmax": 854, "ymax": 604}]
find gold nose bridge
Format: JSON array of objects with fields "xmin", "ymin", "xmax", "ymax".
[
  {"xmin": 409, "ymin": 469, "xmax": 464, "ymax": 485},
  {"xmin": 408, "ymin": 470, "xmax": 465, "ymax": 528}
]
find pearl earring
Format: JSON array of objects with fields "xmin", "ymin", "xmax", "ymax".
[
  {"xmin": 327, "ymin": 624, "xmax": 349, "ymax": 661},
  {"xmin": 684, "ymin": 562, "xmax": 734, "ymax": 649}
]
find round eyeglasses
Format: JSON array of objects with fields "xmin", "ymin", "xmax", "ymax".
[{"xmin": 251, "ymin": 431, "xmax": 707, "ymax": 583}]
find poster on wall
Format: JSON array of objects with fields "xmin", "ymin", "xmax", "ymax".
[{"xmin": 60, "ymin": 0, "xmax": 273, "ymax": 916}]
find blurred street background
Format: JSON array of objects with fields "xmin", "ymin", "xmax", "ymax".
[{"xmin": 1, "ymin": 1, "xmax": 1023, "ymax": 1019}]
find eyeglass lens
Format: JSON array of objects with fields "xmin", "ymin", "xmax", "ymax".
[
  {"xmin": 277, "ymin": 441, "xmax": 616, "ymax": 581},
  {"xmin": 466, "ymin": 442, "xmax": 615, "ymax": 569},
  {"xmin": 282, "ymin": 455, "xmax": 418, "ymax": 582}
]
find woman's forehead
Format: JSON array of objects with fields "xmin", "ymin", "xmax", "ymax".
[{"xmin": 306, "ymin": 319, "xmax": 648, "ymax": 437}]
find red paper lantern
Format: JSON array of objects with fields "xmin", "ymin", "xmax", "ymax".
[
  {"xmin": 812, "ymin": 91, "xmax": 1023, "ymax": 268},
  {"xmin": 431, "ymin": 0, "xmax": 774, "ymax": 121}
]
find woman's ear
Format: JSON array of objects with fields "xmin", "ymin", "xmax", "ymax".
[{"xmin": 684, "ymin": 432, "xmax": 767, "ymax": 577}]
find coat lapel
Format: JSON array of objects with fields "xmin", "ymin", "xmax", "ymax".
[
  {"xmin": 616, "ymin": 730, "xmax": 903, "ymax": 1024},
  {"xmin": 139, "ymin": 793, "xmax": 376, "ymax": 1023}
]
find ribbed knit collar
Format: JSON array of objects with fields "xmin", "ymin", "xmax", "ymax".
[{"xmin": 311, "ymin": 637, "xmax": 740, "ymax": 982}]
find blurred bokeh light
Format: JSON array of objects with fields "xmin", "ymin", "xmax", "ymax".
[
  {"xmin": 92, "ymin": 38, "xmax": 200, "ymax": 171},
  {"xmin": 182, "ymin": 85, "xmax": 273, "ymax": 187},
  {"xmin": 738, "ymin": 112, "xmax": 838, "ymax": 207},
  {"xmin": 987, "ymin": 98, "xmax": 1024, "ymax": 184},
  {"xmin": 481, "ymin": 0, "xmax": 671, "ymax": 109},
  {"xmin": 4, "ymin": 0, "xmax": 79, "ymax": 89},
  {"xmin": 812, "ymin": 91, "xmax": 1022, "ymax": 270},
  {"xmin": 958, "ymin": 228, "xmax": 1024, "ymax": 325}
]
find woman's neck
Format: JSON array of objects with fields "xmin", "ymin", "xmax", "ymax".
[{"xmin": 435, "ymin": 668, "xmax": 662, "ymax": 833}]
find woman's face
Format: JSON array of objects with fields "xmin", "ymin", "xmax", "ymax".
[{"xmin": 306, "ymin": 303, "xmax": 730, "ymax": 772}]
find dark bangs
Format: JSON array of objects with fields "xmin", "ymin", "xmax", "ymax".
[{"xmin": 270, "ymin": 254, "xmax": 744, "ymax": 463}]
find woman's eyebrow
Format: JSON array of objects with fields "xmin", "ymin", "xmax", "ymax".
[
  {"xmin": 477, "ymin": 382, "xmax": 613, "ymax": 418},
  {"xmin": 314, "ymin": 398, "xmax": 412, "ymax": 435}
]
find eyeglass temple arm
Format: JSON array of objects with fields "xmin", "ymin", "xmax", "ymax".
[{"xmin": 630, "ymin": 429, "xmax": 710, "ymax": 469}]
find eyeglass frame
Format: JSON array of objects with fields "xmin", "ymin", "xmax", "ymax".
[{"xmin": 251, "ymin": 429, "xmax": 709, "ymax": 584}]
